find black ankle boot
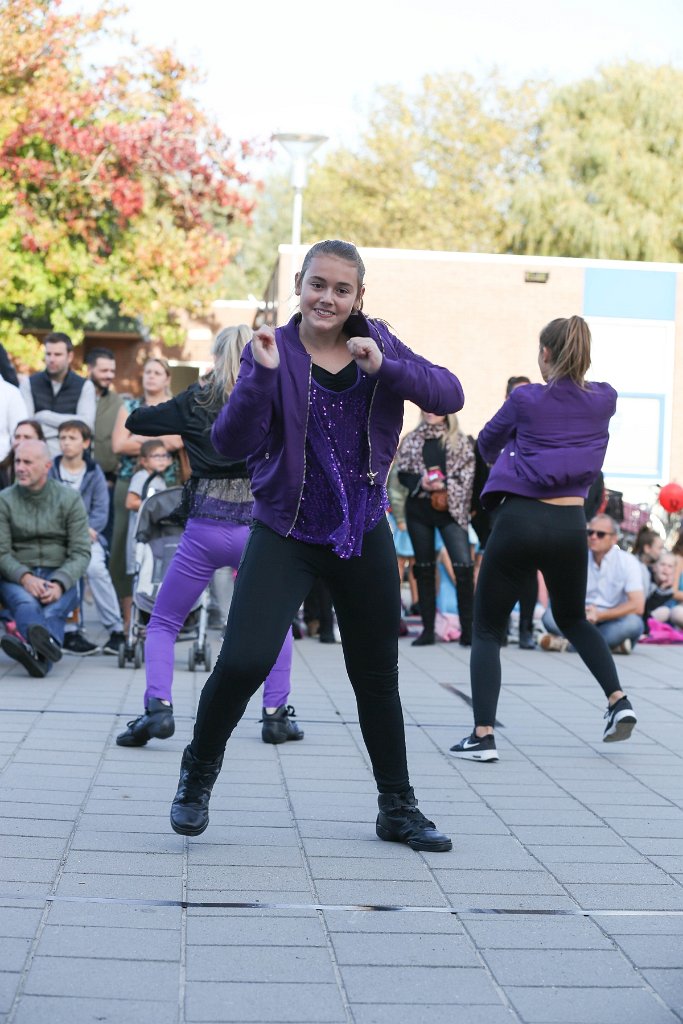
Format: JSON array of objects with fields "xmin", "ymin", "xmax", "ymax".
[
  {"xmin": 170, "ymin": 745, "xmax": 223, "ymax": 836},
  {"xmin": 411, "ymin": 630, "xmax": 435, "ymax": 647},
  {"xmin": 261, "ymin": 705, "xmax": 305, "ymax": 744},
  {"xmin": 376, "ymin": 788, "xmax": 452, "ymax": 852},
  {"xmin": 518, "ymin": 619, "xmax": 535, "ymax": 649},
  {"xmin": 116, "ymin": 698, "xmax": 175, "ymax": 747}
]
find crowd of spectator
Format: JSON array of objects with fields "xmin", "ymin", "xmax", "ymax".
[{"xmin": 1, "ymin": 334, "xmax": 682, "ymax": 678}]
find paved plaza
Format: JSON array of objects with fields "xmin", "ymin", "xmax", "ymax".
[{"xmin": 1, "ymin": 626, "xmax": 682, "ymax": 1023}]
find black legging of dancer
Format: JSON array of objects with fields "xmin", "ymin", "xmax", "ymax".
[{"xmin": 471, "ymin": 497, "xmax": 620, "ymax": 725}]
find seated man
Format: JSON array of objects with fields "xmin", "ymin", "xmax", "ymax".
[
  {"xmin": 49, "ymin": 419, "xmax": 125, "ymax": 656},
  {"xmin": 0, "ymin": 440, "xmax": 91, "ymax": 676},
  {"xmin": 541, "ymin": 513, "xmax": 644, "ymax": 655}
]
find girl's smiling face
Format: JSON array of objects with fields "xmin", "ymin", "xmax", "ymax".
[{"xmin": 295, "ymin": 255, "xmax": 363, "ymax": 335}]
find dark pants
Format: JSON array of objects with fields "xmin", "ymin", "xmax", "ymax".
[
  {"xmin": 471, "ymin": 497, "xmax": 621, "ymax": 726},
  {"xmin": 192, "ymin": 518, "xmax": 409, "ymax": 793}
]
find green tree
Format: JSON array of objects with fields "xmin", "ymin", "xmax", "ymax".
[
  {"xmin": 300, "ymin": 72, "xmax": 541, "ymax": 253},
  {"xmin": 509, "ymin": 63, "xmax": 683, "ymax": 261},
  {"xmin": 0, "ymin": 0, "xmax": 257, "ymax": 366}
]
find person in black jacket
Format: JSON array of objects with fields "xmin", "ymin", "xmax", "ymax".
[{"xmin": 115, "ymin": 326, "xmax": 300, "ymax": 749}]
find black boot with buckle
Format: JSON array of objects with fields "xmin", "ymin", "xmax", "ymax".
[
  {"xmin": 376, "ymin": 788, "xmax": 452, "ymax": 852},
  {"xmin": 170, "ymin": 745, "xmax": 223, "ymax": 836}
]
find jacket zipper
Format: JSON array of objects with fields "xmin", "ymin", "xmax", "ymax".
[
  {"xmin": 366, "ymin": 326, "xmax": 384, "ymax": 485},
  {"xmin": 366, "ymin": 381, "xmax": 379, "ymax": 485},
  {"xmin": 286, "ymin": 358, "xmax": 313, "ymax": 535}
]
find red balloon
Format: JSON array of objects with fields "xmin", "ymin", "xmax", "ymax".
[{"xmin": 659, "ymin": 482, "xmax": 683, "ymax": 513}]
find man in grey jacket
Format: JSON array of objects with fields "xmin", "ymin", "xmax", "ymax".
[{"xmin": 0, "ymin": 440, "xmax": 91, "ymax": 676}]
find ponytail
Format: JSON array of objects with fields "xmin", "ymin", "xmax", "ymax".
[{"xmin": 539, "ymin": 315, "xmax": 591, "ymax": 387}]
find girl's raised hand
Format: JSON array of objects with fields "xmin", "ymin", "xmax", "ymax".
[
  {"xmin": 252, "ymin": 326, "xmax": 280, "ymax": 369},
  {"xmin": 347, "ymin": 336, "xmax": 382, "ymax": 375}
]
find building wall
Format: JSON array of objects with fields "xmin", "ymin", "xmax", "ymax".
[{"xmin": 274, "ymin": 246, "xmax": 683, "ymax": 496}]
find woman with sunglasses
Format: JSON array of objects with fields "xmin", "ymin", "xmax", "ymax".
[{"xmin": 450, "ymin": 316, "xmax": 637, "ymax": 762}]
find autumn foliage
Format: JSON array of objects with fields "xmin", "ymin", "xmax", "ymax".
[{"xmin": 0, "ymin": 0, "xmax": 258, "ymax": 362}]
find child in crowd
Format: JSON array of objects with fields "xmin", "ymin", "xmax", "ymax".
[
  {"xmin": 648, "ymin": 552, "xmax": 683, "ymax": 628},
  {"xmin": 169, "ymin": 238, "xmax": 464, "ymax": 852},
  {"xmin": 49, "ymin": 420, "xmax": 125, "ymax": 655},
  {"xmin": 124, "ymin": 440, "xmax": 170, "ymax": 575}
]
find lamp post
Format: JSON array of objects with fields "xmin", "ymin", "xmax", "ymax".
[{"xmin": 273, "ymin": 133, "xmax": 328, "ymax": 247}]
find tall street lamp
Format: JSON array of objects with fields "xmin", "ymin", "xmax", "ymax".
[{"xmin": 273, "ymin": 133, "xmax": 328, "ymax": 247}]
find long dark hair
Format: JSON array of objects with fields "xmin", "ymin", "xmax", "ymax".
[{"xmin": 540, "ymin": 315, "xmax": 591, "ymax": 387}]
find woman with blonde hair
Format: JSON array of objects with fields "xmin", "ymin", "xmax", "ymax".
[
  {"xmin": 116, "ymin": 326, "xmax": 299, "ymax": 749},
  {"xmin": 395, "ymin": 411, "xmax": 475, "ymax": 645}
]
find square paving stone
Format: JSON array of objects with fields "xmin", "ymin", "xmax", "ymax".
[
  {"xmin": 331, "ymin": 931, "xmax": 479, "ymax": 966},
  {"xmin": 186, "ymin": 944, "xmax": 336, "ymax": 983},
  {"xmin": 339, "ymin": 965, "xmax": 498, "ymax": 1004},
  {"xmin": 461, "ymin": 916, "xmax": 613, "ymax": 949},
  {"xmin": 562, "ymin": 883, "xmax": 683, "ymax": 910},
  {"xmin": 13, "ymin": 996, "xmax": 179, "ymax": 1023},
  {"xmin": 506, "ymin": 984, "xmax": 679, "ymax": 1023},
  {"xmin": 23, "ymin": 956, "xmax": 178, "ymax": 999},
  {"xmin": 185, "ymin": 981, "xmax": 346, "ymax": 1022},
  {"xmin": 187, "ymin": 915, "xmax": 327, "ymax": 946},
  {"xmin": 322, "ymin": 910, "xmax": 463, "ymax": 934},
  {"xmin": 37, "ymin": 924, "xmax": 180, "ymax": 960},
  {"xmin": 642, "ymin": 969, "xmax": 683, "ymax": 1011},
  {"xmin": 482, "ymin": 947, "xmax": 642, "ymax": 986}
]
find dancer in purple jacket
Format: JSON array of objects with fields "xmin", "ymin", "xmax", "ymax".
[
  {"xmin": 170, "ymin": 239, "xmax": 464, "ymax": 850},
  {"xmin": 451, "ymin": 315, "xmax": 637, "ymax": 763}
]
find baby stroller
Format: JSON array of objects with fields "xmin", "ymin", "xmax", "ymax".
[{"xmin": 117, "ymin": 487, "xmax": 212, "ymax": 671}]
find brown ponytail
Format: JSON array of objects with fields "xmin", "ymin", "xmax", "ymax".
[{"xmin": 539, "ymin": 315, "xmax": 591, "ymax": 387}]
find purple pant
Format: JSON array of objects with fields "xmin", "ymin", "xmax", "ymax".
[{"xmin": 144, "ymin": 518, "xmax": 292, "ymax": 708}]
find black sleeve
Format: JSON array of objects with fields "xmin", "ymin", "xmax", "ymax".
[
  {"xmin": 398, "ymin": 470, "xmax": 422, "ymax": 496},
  {"xmin": 126, "ymin": 396, "xmax": 184, "ymax": 436},
  {"xmin": 0, "ymin": 344, "xmax": 19, "ymax": 388}
]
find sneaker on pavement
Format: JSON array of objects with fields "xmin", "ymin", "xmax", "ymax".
[
  {"xmin": 116, "ymin": 698, "xmax": 175, "ymax": 747},
  {"xmin": 102, "ymin": 631, "xmax": 126, "ymax": 656},
  {"xmin": 261, "ymin": 705, "xmax": 304, "ymax": 744},
  {"xmin": 449, "ymin": 732, "xmax": 499, "ymax": 762},
  {"xmin": 62, "ymin": 631, "xmax": 99, "ymax": 656},
  {"xmin": 1, "ymin": 635, "xmax": 49, "ymax": 677},
  {"xmin": 603, "ymin": 695, "xmax": 637, "ymax": 742},
  {"xmin": 539, "ymin": 633, "xmax": 569, "ymax": 653},
  {"xmin": 611, "ymin": 638, "xmax": 633, "ymax": 655},
  {"xmin": 27, "ymin": 624, "xmax": 63, "ymax": 663}
]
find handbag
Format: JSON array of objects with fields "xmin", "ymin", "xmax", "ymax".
[{"xmin": 430, "ymin": 490, "xmax": 448, "ymax": 513}]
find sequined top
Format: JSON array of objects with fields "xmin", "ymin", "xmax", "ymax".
[{"xmin": 290, "ymin": 364, "xmax": 388, "ymax": 558}]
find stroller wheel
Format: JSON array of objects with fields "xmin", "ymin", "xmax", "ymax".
[
  {"xmin": 188, "ymin": 643, "xmax": 197, "ymax": 672},
  {"xmin": 117, "ymin": 642, "xmax": 127, "ymax": 669},
  {"xmin": 202, "ymin": 641, "xmax": 212, "ymax": 671},
  {"xmin": 133, "ymin": 642, "xmax": 143, "ymax": 670}
]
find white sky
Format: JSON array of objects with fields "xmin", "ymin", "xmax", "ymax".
[{"xmin": 66, "ymin": 0, "xmax": 683, "ymax": 171}]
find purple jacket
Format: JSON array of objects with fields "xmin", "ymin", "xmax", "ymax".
[
  {"xmin": 211, "ymin": 313, "xmax": 464, "ymax": 537},
  {"xmin": 479, "ymin": 377, "xmax": 617, "ymax": 509}
]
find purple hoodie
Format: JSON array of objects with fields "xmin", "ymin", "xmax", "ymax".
[
  {"xmin": 479, "ymin": 377, "xmax": 617, "ymax": 509},
  {"xmin": 211, "ymin": 313, "xmax": 464, "ymax": 538}
]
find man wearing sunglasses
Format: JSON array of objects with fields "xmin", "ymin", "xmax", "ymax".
[{"xmin": 541, "ymin": 514, "xmax": 644, "ymax": 655}]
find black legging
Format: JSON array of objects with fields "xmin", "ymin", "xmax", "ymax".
[
  {"xmin": 191, "ymin": 518, "xmax": 408, "ymax": 793},
  {"xmin": 407, "ymin": 515, "xmax": 472, "ymax": 568},
  {"xmin": 471, "ymin": 496, "xmax": 621, "ymax": 726}
]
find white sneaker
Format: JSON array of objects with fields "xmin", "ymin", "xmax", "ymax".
[
  {"xmin": 539, "ymin": 634, "xmax": 569, "ymax": 653},
  {"xmin": 611, "ymin": 638, "xmax": 633, "ymax": 655}
]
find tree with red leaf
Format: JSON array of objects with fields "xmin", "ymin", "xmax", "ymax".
[{"xmin": 0, "ymin": 0, "xmax": 259, "ymax": 365}]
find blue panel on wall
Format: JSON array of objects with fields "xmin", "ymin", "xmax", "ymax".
[{"xmin": 584, "ymin": 269, "xmax": 676, "ymax": 320}]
